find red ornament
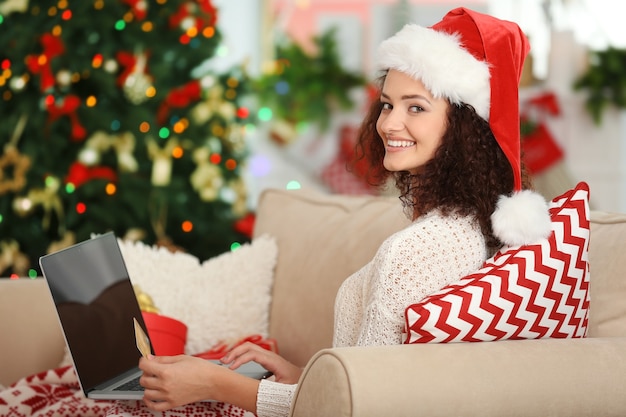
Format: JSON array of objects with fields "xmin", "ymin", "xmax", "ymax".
[
  {"xmin": 116, "ymin": 50, "xmax": 152, "ymax": 87},
  {"xmin": 169, "ymin": 0, "xmax": 218, "ymax": 31},
  {"xmin": 157, "ymin": 80, "xmax": 201, "ymax": 124},
  {"xmin": 26, "ymin": 33, "xmax": 65, "ymax": 92},
  {"xmin": 65, "ymin": 162, "xmax": 118, "ymax": 188},
  {"xmin": 233, "ymin": 212, "xmax": 255, "ymax": 238},
  {"xmin": 45, "ymin": 95, "xmax": 87, "ymax": 141},
  {"xmin": 121, "ymin": 0, "xmax": 148, "ymax": 20},
  {"xmin": 236, "ymin": 107, "xmax": 249, "ymax": 119}
]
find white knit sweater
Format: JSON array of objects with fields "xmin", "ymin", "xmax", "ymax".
[{"xmin": 256, "ymin": 211, "xmax": 488, "ymax": 417}]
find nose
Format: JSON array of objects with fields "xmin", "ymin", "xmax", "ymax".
[{"xmin": 378, "ymin": 108, "xmax": 403, "ymax": 135}]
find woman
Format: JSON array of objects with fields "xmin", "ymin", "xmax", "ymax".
[{"xmin": 108, "ymin": 7, "xmax": 550, "ymax": 417}]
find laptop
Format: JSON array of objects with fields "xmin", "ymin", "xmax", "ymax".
[{"xmin": 39, "ymin": 231, "xmax": 271, "ymax": 401}]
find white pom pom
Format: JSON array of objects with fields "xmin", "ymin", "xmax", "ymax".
[{"xmin": 491, "ymin": 190, "xmax": 552, "ymax": 247}]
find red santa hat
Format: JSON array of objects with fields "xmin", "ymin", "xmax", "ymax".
[{"xmin": 377, "ymin": 7, "xmax": 551, "ymax": 247}]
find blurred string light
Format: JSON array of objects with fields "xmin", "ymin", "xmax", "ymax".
[
  {"xmin": 286, "ymin": 180, "xmax": 301, "ymax": 190},
  {"xmin": 75, "ymin": 202, "xmax": 86, "ymax": 214},
  {"xmin": 105, "ymin": 183, "xmax": 116, "ymax": 195},
  {"xmin": 274, "ymin": 80, "xmax": 289, "ymax": 95},
  {"xmin": 257, "ymin": 107, "xmax": 272, "ymax": 121},
  {"xmin": 158, "ymin": 127, "xmax": 170, "ymax": 138},
  {"xmin": 249, "ymin": 154, "xmax": 271, "ymax": 177},
  {"xmin": 181, "ymin": 220, "xmax": 193, "ymax": 232}
]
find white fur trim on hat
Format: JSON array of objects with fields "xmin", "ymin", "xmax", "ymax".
[
  {"xmin": 377, "ymin": 24, "xmax": 491, "ymax": 120},
  {"xmin": 491, "ymin": 190, "xmax": 552, "ymax": 247}
]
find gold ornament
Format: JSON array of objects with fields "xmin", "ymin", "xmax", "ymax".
[
  {"xmin": 47, "ymin": 232, "xmax": 77, "ymax": 255},
  {"xmin": 0, "ymin": 145, "xmax": 31, "ymax": 195},
  {"xmin": 227, "ymin": 177, "xmax": 248, "ymax": 217},
  {"xmin": 0, "ymin": 239, "xmax": 30, "ymax": 277},
  {"xmin": 78, "ymin": 131, "xmax": 138, "ymax": 172},
  {"xmin": 226, "ymin": 124, "xmax": 247, "ymax": 153},
  {"xmin": 14, "ymin": 177, "xmax": 65, "ymax": 234},
  {"xmin": 124, "ymin": 53, "xmax": 153, "ymax": 105},
  {"xmin": 1, "ymin": 114, "xmax": 31, "ymax": 194},
  {"xmin": 133, "ymin": 284, "xmax": 160, "ymax": 314},
  {"xmin": 123, "ymin": 228, "xmax": 147, "ymax": 243},
  {"xmin": 191, "ymin": 83, "xmax": 236, "ymax": 125},
  {"xmin": 155, "ymin": 236, "xmax": 185, "ymax": 253},
  {"xmin": 147, "ymin": 137, "xmax": 178, "ymax": 186},
  {"xmin": 190, "ymin": 147, "xmax": 223, "ymax": 201},
  {"xmin": 269, "ymin": 118, "xmax": 298, "ymax": 145},
  {"xmin": 113, "ymin": 132, "xmax": 139, "ymax": 172},
  {"xmin": 0, "ymin": 0, "xmax": 28, "ymax": 15}
]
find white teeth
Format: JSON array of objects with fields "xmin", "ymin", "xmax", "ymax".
[{"xmin": 388, "ymin": 140, "xmax": 414, "ymax": 147}]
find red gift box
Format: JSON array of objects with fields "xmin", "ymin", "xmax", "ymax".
[{"xmin": 142, "ymin": 312, "xmax": 188, "ymax": 355}]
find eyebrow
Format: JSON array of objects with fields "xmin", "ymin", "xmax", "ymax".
[{"xmin": 380, "ymin": 92, "xmax": 432, "ymax": 104}]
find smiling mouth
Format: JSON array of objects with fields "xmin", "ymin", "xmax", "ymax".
[{"xmin": 387, "ymin": 139, "xmax": 415, "ymax": 148}]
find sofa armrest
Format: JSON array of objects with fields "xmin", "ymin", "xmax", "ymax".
[
  {"xmin": 291, "ymin": 338, "xmax": 626, "ymax": 417},
  {"xmin": 0, "ymin": 279, "xmax": 65, "ymax": 387}
]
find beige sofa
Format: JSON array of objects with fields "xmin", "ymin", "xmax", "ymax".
[{"xmin": 2, "ymin": 188, "xmax": 626, "ymax": 416}]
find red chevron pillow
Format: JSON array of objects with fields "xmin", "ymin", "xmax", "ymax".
[{"xmin": 404, "ymin": 182, "xmax": 590, "ymax": 343}]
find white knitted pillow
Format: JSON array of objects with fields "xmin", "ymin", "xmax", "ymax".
[{"xmin": 118, "ymin": 234, "xmax": 278, "ymax": 355}]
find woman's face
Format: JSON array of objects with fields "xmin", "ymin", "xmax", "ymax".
[{"xmin": 376, "ymin": 69, "xmax": 449, "ymax": 174}]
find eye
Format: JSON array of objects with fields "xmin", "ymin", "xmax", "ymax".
[
  {"xmin": 409, "ymin": 105, "xmax": 424, "ymax": 113},
  {"xmin": 380, "ymin": 102, "xmax": 392, "ymax": 111}
]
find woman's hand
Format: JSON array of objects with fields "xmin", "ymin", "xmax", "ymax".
[
  {"xmin": 221, "ymin": 342, "xmax": 303, "ymax": 384},
  {"xmin": 139, "ymin": 354, "xmax": 229, "ymax": 411}
]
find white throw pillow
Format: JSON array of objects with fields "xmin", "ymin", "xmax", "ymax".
[{"xmin": 118, "ymin": 234, "xmax": 278, "ymax": 355}]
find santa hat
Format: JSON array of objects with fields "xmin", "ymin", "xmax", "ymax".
[{"xmin": 377, "ymin": 7, "xmax": 551, "ymax": 246}]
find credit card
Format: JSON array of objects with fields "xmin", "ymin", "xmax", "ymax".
[{"xmin": 134, "ymin": 317, "xmax": 151, "ymax": 358}]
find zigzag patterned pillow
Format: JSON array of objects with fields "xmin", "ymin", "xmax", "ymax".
[{"xmin": 404, "ymin": 182, "xmax": 591, "ymax": 343}]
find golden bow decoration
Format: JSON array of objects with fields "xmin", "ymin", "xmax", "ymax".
[
  {"xmin": 13, "ymin": 177, "xmax": 64, "ymax": 235},
  {"xmin": 80, "ymin": 130, "xmax": 139, "ymax": 172}
]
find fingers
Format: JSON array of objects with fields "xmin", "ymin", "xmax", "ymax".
[
  {"xmin": 221, "ymin": 342, "xmax": 272, "ymax": 369},
  {"xmin": 139, "ymin": 354, "xmax": 185, "ymax": 374},
  {"xmin": 143, "ymin": 395, "xmax": 174, "ymax": 412}
]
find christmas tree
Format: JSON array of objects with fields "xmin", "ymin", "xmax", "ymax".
[{"xmin": 0, "ymin": 0, "xmax": 253, "ymax": 278}]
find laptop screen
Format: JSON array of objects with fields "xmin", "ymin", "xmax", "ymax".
[{"xmin": 40, "ymin": 232, "xmax": 147, "ymax": 393}]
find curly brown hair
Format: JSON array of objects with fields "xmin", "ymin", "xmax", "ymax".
[{"xmin": 352, "ymin": 84, "xmax": 532, "ymax": 248}]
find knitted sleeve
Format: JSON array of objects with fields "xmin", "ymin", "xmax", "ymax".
[
  {"xmin": 333, "ymin": 212, "xmax": 487, "ymax": 347},
  {"xmin": 256, "ymin": 379, "xmax": 297, "ymax": 417}
]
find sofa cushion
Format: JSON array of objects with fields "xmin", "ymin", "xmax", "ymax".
[
  {"xmin": 404, "ymin": 182, "xmax": 590, "ymax": 343},
  {"xmin": 118, "ymin": 234, "xmax": 278, "ymax": 355},
  {"xmin": 587, "ymin": 210, "xmax": 626, "ymax": 337},
  {"xmin": 253, "ymin": 188, "xmax": 410, "ymax": 366}
]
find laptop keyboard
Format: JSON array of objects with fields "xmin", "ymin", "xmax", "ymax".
[{"xmin": 114, "ymin": 377, "xmax": 143, "ymax": 392}]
